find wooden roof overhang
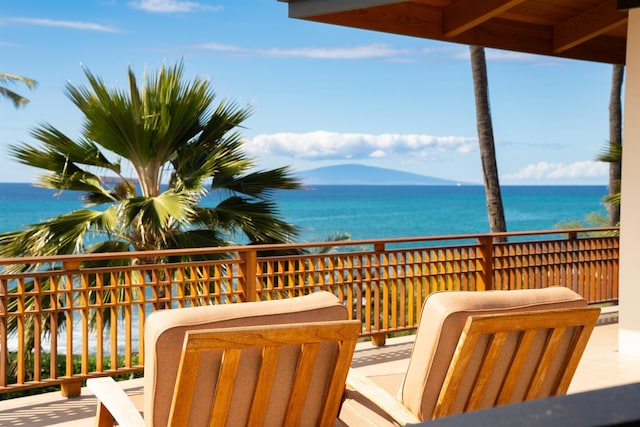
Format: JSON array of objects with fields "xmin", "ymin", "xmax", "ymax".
[{"xmin": 279, "ymin": 0, "xmax": 629, "ymax": 64}]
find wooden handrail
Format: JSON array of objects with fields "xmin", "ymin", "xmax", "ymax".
[{"xmin": 0, "ymin": 227, "xmax": 616, "ymax": 266}]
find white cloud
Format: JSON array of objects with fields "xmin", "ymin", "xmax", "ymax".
[
  {"xmin": 193, "ymin": 41, "xmax": 571, "ymax": 65},
  {"xmin": 245, "ymin": 131, "xmax": 476, "ymax": 160},
  {"xmin": 1, "ymin": 17, "xmax": 120, "ymax": 32},
  {"xmin": 193, "ymin": 42, "xmax": 416, "ymax": 60},
  {"xmin": 485, "ymin": 50, "xmax": 565, "ymax": 64},
  {"xmin": 506, "ymin": 161, "xmax": 608, "ymax": 181},
  {"xmin": 449, "ymin": 46, "xmax": 567, "ymax": 65},
  {"xmin": 128, "ymin": 0, "xmax": 222, "ymax": 13},
  {"xmin": 259, "ymin": 44, "xmax": 412, "ymax": 60},
  {"xmin": 195, "ymin": 42, "xmax": 242, "ymax": 53}
]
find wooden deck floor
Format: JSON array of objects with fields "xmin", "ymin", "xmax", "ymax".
[{"xmin": 0, "ymin": 308, "xmax": 637, "ymax": 426}]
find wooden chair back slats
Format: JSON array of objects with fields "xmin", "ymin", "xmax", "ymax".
[
  {"xmin": 167, "ymin": 319, "xmax": 360, "ymax": 427},
  {"xmin": 554, "ymin": 324, "xmax": 597, "ymax": 394},
  {"xmin": 433, "ymin": 307, "xmax": 600, "ymax": 419},
  {"xmin": 526, "ymin": 327, "xmax": 567, "ymax": 399},
  {"xmin": 495, "ymin": 328, "xmax": 538, "ymax": 405},
  {"xmin": 284, "ymin": 342, "xmax": 321, "ymax": 425},
  {"xmin": 168, "ymin": 348, "xmax": 202, "ymax": 427},
  {"xmin": 210, "ymin": 348, "xmax": 243, "ymax": 426},
  {"xmin": 246, "ymin": 346, "xmax": 281, "ymax": 425},
  {"xmin": 323, "ymin": 341, "xmax": 361, "ymax": 423},
  {"xmin": 466, "ymin": 331, "xmax": 508, "ymax": 409}
]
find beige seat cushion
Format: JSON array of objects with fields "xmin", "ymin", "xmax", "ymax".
[
  {"xmin": 143, "ymin": 291, "xmax": 349, "ymax": 427},
  {"xmin": 339, "ymin": 387, "xmax": 400, "ymax": 427},
  {"xmin": 400, "ymin": 286, "xmax": 587, "ymax": 420}
]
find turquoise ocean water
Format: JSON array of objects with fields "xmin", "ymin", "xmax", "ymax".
[{"xmin": 0, "ymin": 183, "xmax": 609, "ymax": 240}]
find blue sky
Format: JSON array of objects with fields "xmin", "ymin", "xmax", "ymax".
[{"xmin": 1, "ymin": 0, "xmax": 615, "ymax": 185}]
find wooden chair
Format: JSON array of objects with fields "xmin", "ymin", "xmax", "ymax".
[
  {"xmin": 338, "ymin": 287, "xmax": 600, "ymax": 426},
  {"xmin": 87, "ymin": 291, "xmax": 361, "ymax": 427}
]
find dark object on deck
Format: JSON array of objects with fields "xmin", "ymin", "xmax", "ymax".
[{"xmin": 420, "ymin": 381, "xmax": 640, "ymax": 427}]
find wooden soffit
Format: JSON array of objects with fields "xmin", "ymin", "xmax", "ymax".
[{"xmin": 280, "ymin": 0, "xmax": 628, "ymax": 64}]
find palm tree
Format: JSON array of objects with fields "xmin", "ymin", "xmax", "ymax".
[
  {"xmin": 469, "ymin": 46, "xmax": 507, "ymax": 239},
  {"xmin": 0, "ymin": 73, "xmax": 37, "ymax": 108},
  {"xmin": 606, "ymin": 64, "xmax": 624, "ymax": 225},
  {"xmin": 1, "ymin": 62, "xmax": 300, "ymax": 261}
]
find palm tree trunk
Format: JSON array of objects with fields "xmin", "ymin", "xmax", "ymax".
[
  {"xmin": 608, "ymin": 64, "xmax": 624, "ymax": 226},
  {"xmin": 469, "ymin": 45, "xmax": 507, "ymax": 240}
]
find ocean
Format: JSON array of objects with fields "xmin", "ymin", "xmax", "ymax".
[{"xmin": 0, "ymin": 183, "xmax": 609, "ymax": 241}]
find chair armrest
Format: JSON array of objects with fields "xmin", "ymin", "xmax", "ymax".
[
  {"xmin": 345, "ymin": 368, "xmax": 421, "ymax": 426},
  {"xmin": 87, "ymin": 377, "xmax": 145, "ymax": 427}
]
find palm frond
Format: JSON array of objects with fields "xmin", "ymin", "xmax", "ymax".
[
  {"xmin": 597, "ymin": 142, "xmax": 622, "ymax": 163},
  {"xmin": 9, "ymin": 143, "xmax": 86, "ymax": 176},
  {"xmin": 604, "ymin": 189, "xmax": 621, "ymax": 207},
  {"xmin": 0, "ymin": 87, "xmax": 30, "ymax": 108},
  {"xmin": 212, "ymin": 196, "xmax": 299, "ymax": 244},
  {"xmin": 0, "ymin": 73, "xmax": 37, "ymax": 89},
  {"xmin": 0, "ymin": 208, "xmax": 118, "ymax": 257},
  {"xmin": 173, "ymin": 138, "xmax": 253, "ymax": 191},
  {"xmin": 37, "ymin": 172, "xmax": 116, "ymax": 199},
  {"xmin": 82, "ymin": 180, "xmax": 137, "ymax": 205},
  {"xmin": 31, "ymin": 124, "xmax": 118, "ymax": 170},
  {"xmin": 10, "ymin": 125, "xmax": 121, "ymax": 196},
  {"xmin": 171, "ymin": 101, "xmax": 253, "ymax": 191},
  {"xmin": 124, "ymin": 191, "xmax": 197, "ymax": 245},
  {"xmin": 201, "ymin": 100, "xmax": 253, "ymax": 140},
  {"xmin": 85, "ymin": 240, "xmax": 133, "ymax": 255},
  {"xmin": 166, "ymin": 229, "xmax": 230, "ymax": 250},
  {"xmin": 212, "ymin": 167, "xmax": 302, "ymax": 198},
  {"xmin": 0, "ymin": 73, "xmax": 37, "ymax": 108}
]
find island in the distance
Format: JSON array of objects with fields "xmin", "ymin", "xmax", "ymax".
[{"xmin": 296, "ymin": 164, "xmax": 474, "ymax": 186}]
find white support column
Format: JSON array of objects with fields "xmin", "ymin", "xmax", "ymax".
[{"xmin": 619, "ymin": 8, "xmax": 640, "ymax": 355}]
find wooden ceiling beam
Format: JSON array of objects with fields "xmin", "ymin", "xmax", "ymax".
[
  {"xmin": 553, "ymin": 0, "xmax": 627, "ymax": 53},
  {"xmin": 618, "ymin": 0, "xmax": 640, "ymax": 10},
  {"xmin": 443, "ymin": 0, "xmax": 526, "ymax": 38},
  {"xmin": 286, "ymin": 0, "xmax": 404, "ymax": 19},
  {"xmin": 448, "ymin": 17, "xmax": 553, "ymax": 57},
  {"xmin": 307, "ymin": 3, "xmax": 445, "ymax": 41},
  {"xmin": 562, "ymin": 35, "xmax": 627, "ymax": 64}
]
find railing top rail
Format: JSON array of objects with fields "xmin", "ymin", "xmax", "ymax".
[{"xmin": 0, "ymin": 227, "xmax": 618, "ymax": 266}]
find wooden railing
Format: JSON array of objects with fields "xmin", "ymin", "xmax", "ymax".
[{"xmin": 0, "ymin": 228, "xmax": 618, "ymax": 397}]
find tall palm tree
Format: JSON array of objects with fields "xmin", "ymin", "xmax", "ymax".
[
  {"xmin": 0, "ymin": 72, "xmax": 37, "ymax": 108},
  {"xmin": 1, "ymin": 62, "xmax": 300, "ymax": 260},
  {"xmin": 607, "ymin": 64, "xmax": 624, "ymax": 225},
  {"xmin": 469, "ymin": 46, "xmax": 507, "ymax": 239}
]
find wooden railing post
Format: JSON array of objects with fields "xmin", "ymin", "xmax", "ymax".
[
  {"xmin": 60, "ymin": 380, "xmax": 82, "ymax": 398},
  {"xmin": 567, "ymin": 231, "xmax": 580, "ymax": 293},
  {"xmin": 0, "ymin": 278, "xmax": 7, "ymax": 388},
  {"xmin": 61, "ymin": 260, "xmax": 82, "ymax": 398},
  {"xmin": 371, "ymin": 242, "xmax": 386, "ymax": 346},
  {"xmin": 239, "ymin": 249, "xmax": 258, "ymax": 302},
  {"xmin": 477, "ymin": 236, "xmax": 494, "ymax": 291}
]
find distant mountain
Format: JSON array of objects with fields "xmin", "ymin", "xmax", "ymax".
[{"xmin": 297, "ymin": 164, "xmax": 468, "ymax": 185}]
